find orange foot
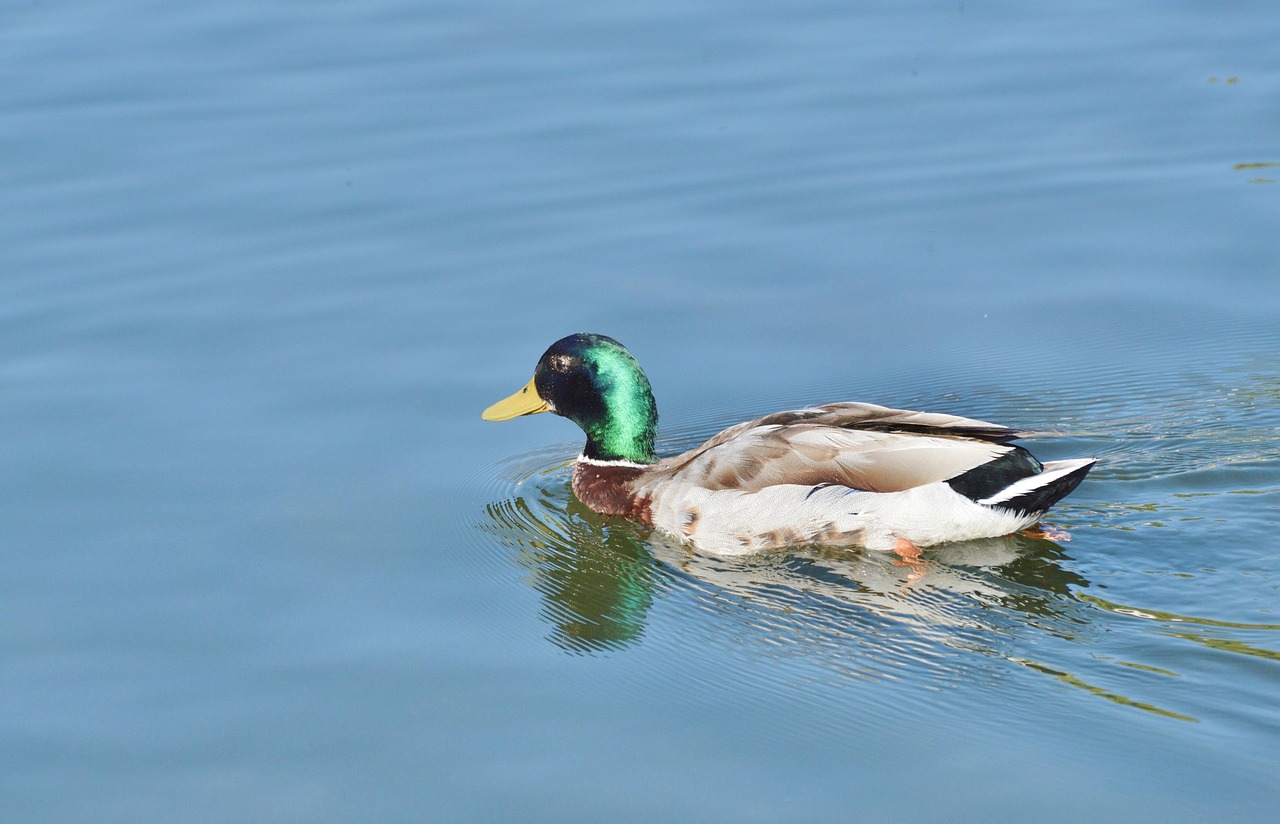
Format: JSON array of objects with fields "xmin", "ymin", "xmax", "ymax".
[
  {"xmin": 1021, "ymin": 523, "xmax": 1072, "ymax": 542},
  {"xmin": 892, "ymin": 538, "xmax": 928, "ymax": 585},
  {"xmin": 892, "ymin": 537, "xmax": 923, "ymax": 565}
]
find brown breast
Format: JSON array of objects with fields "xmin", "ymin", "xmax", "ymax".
[{"xmin": 571, "ymin": 461, "xmax": 653, "ymax": 524}]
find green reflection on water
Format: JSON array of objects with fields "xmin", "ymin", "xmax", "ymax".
[
  {"xmin": 1078, "ymin": 594, "xmax": 1280, "ymax": 630},
  {"xmin": 483, "ymin": 491, "xmax": 668, "ymax": 653},
  {"xmin": 1011, "ymin": 658, "xmax": 1199, "ymax": 723},
  {"xmin": 1168, "ymin": 633, "xmax": 1280, "ymax": 662},
  {"xmin": 1115, "ymin": 660, "xmax": 1180, "ymax": 677},
  {"xmin": 1078, "ymin": 593, "xmax": 1280, "ymax": 666}
]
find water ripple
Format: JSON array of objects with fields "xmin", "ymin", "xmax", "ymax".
[{"xmin": 469, "ymin": 327, "xmax": 1279, "ymax": 729}]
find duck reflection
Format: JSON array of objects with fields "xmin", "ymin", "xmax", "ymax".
[
  {"xmin": 482, "ymin": 478, "xmax": 1218, "ymax": 722},
  {"xmin": 481, "ymin": 478, "xmax": 1089, "ymax": 654},
  {"xmin": 484, "ymin": 490, "xmax": 669, "ymax": 653},
  {"xmin": 649, "ymin": 530, "xmax": 1088, "ymax": 631}
]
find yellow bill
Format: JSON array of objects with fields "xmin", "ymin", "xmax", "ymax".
[{"xmin": 482, "ymin": 377, "xmax": 549, "ymax": 421}]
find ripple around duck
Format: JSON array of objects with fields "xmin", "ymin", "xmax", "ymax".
[
  {"xmin": 469, "ymin": 324, "xmax": 1279, "ymax": 725},
  {"xmin": 470, "ymin": 446, "xmax": 1228, "ymax": 725},
  {"xmin": 474, "ymin": 436, "xmax": 1140, "ymax": 694}
]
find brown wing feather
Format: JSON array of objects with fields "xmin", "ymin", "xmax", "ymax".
[
  {"xmin": 652, "ymin": 403, "xmax": 1016, "ymax": 493},
  {"xmin": 761, "ymin": 402, "xmax": 1022, "ymax": 442}
]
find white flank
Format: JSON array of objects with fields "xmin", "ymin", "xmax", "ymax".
[{"xmin": 648, "ymin": 479, "xmax": 1042, "ymax": 555}]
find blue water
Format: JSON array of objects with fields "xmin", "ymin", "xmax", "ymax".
[{"xmin": 2, "ymin": 1, "xmax": 1278, "ymax": 821}]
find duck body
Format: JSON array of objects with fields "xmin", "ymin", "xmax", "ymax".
[{"xmin": 485, "ymin": 334, "xmax": 1095, "ymax": 556}]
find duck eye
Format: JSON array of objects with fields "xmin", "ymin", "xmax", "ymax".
[{"xmin": 550, "ymin": 354, "xmax": 575, "ymax": 372}]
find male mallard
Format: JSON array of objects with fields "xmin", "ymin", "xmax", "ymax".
[{"xmin": 483, "ymin": 333, "xmax": 1095, "ymax": 556}]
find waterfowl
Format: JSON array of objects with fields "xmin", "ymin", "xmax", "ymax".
[{"xmin": 483, "ymin": 333, "xmax": 1095, "ymax": 556}]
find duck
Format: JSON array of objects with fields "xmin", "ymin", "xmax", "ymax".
[{"xmin": 482, "ymin": 333, "xmax": 1095, "ymax": 556}]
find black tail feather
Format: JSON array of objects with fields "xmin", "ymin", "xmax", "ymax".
[
  {"xmin": 947, "ymin": 446, "xmax": 1042, "ymax": 501},
  {"xmin": 997, "ymin": 460, "xmax": 1095, "ymax": 515}
]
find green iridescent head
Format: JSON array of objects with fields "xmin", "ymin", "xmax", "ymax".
[{"xmin": 483, "ymin": 333, "xmax": 659, "ymax": 464}]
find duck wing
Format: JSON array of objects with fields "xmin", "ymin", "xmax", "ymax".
[{"xmin": 654, "ymin": 402, "xmax": 1020, "ymax": 494}]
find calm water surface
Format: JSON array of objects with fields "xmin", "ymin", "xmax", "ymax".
[{"xmin": 2, "ymin": 1, "xmax": 1278, "ymax": 821}]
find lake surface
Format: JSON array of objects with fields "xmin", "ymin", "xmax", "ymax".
[{"xmin": 2, "ymin": 1, "xmax": 1278, "ymax": 821}]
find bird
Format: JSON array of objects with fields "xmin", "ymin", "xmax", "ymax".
[{"xmin": 482, "ymin": 333, "xmax": 1095, "ymax": 557}]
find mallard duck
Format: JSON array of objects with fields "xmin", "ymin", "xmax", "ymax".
[{"xmin": 483, "ymin": 333, "xmax": 1095, "ymax": 556}]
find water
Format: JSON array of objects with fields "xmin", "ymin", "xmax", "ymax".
[{"xmin": 2, "ymin": 1, "xmax": 1278, "ymax": 820}]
